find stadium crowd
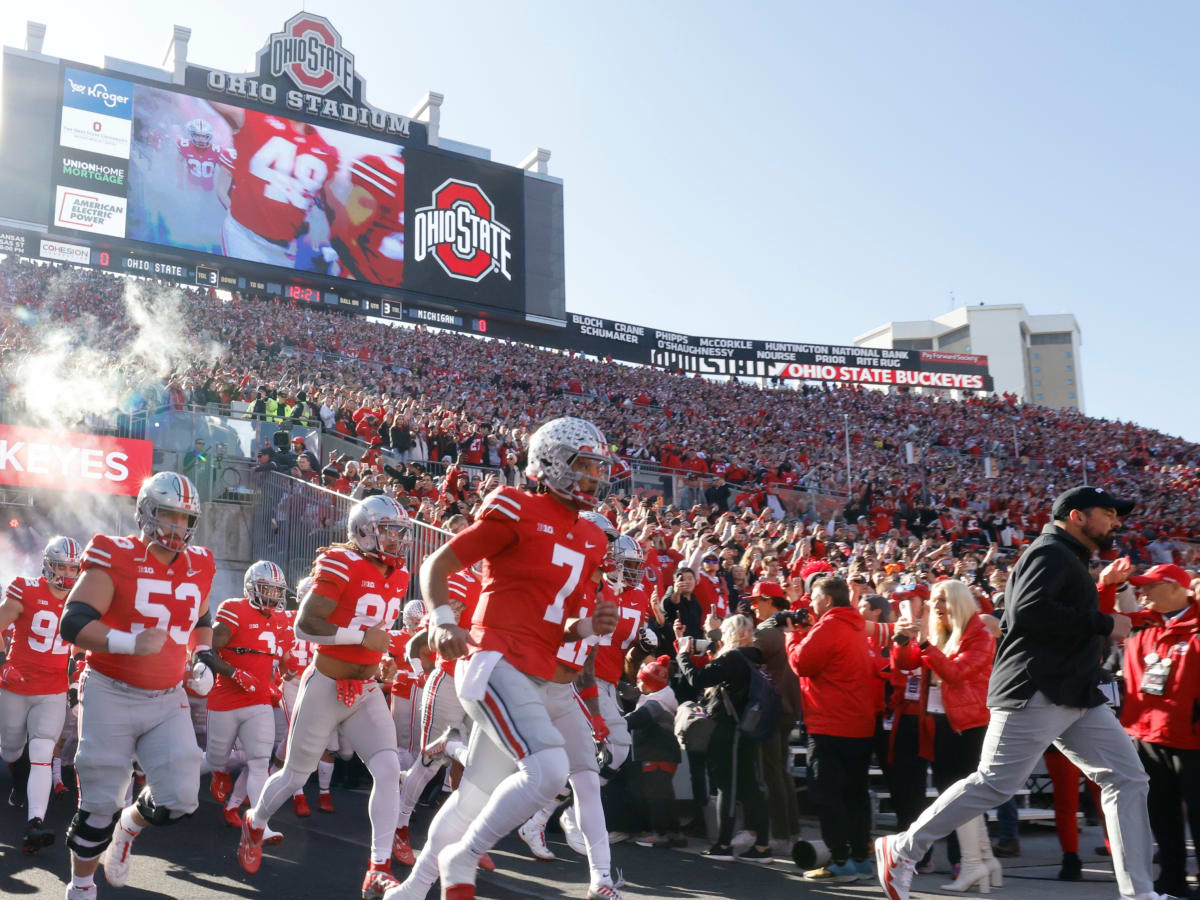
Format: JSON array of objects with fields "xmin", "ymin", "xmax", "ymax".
[{"xmin": 2, "ymin": 257, "xmax": 1200, "ymax": 898}]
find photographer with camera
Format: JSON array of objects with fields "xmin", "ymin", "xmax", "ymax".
[
  {"xmin": 750, "ymin": 581, "xmax": 804, "ymax": 848},
  {"xmin": 784, "ymin": 575, "xmax": 878, "ymax": 882},
  {"xmin": 676, "ymin": 614, "xmax": 771, "ymax": 862}
]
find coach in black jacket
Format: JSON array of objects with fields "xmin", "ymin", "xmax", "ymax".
[
  {"xmin": 988, "ymin": 516, "xmax": 1117, "ymax": 709},
  {"xmin": 877, "ymin": 486, "xmax": 1160, "ymax": 900}
]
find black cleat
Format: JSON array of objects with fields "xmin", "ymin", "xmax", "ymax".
[{"xmin": 23, "ymin": 816, "xmax": 55, "ymax": 855}]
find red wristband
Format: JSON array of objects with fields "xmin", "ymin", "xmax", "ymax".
[{"xmin": 577, "ymin": 684, "xmax": 599, "ymax": 701}]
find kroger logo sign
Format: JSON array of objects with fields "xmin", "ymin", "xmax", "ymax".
[{"xmin": 62, "ymin": 69, "xmax": 134, "ymax": 120}]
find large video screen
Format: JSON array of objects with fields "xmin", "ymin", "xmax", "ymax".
[{"xmin": 48, "ymin": 64, "xmax": 528, "ymax": 312}]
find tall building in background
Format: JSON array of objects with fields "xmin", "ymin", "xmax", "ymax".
[{"xmin": 855, "ymin": 304, "xmax": 1083, "ymax": 411}]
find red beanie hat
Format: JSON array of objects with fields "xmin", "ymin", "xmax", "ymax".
[{"xmin": 637, "ymin": 655, "xmax": 671, "ymax": 693}]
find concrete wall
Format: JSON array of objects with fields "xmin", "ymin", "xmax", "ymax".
[{"xmin": 194, "ymin": 501, "xmax": 255, "ymax": 603}]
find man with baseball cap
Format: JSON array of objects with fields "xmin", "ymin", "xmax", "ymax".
[
  {"xmin": 876, "ymin": 485, "xmax": 1170, "ymax": 900},
  {"xmin": 1121, "ymin": 563, "xmax": 1200, "ymax": 898}
]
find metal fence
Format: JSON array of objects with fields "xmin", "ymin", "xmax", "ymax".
[{"xmin": 247, "ymin": 471, "xmax": 451, "ymax": 601}]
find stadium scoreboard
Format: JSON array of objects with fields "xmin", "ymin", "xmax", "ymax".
[{"xmin": 0, "ymin": 13, "xmax": 564, "ymax": 324}]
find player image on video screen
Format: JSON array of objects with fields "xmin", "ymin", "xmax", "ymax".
[{"xmin": 125, "ymin": 85, "xmax": 405, "ymax": 285}]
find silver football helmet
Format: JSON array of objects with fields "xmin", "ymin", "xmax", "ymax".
[
  {"xmin": 579, "ymin": 510, "xmax": 618, "ymax": 541},
  {"xmin": 525, "ymin": 417, "xmax": 612, "ymax": 509},
  {"xmin": 348, "ymin": 494, "xmax": 412, "ymax": 567},
  {"xmin": 245, "ymin": 559, "xmax": 287, "ymax": 611},
  {"xmin": 187, "ymin": 117, "xmax": 213, "ymax": 149},
  {"xmin": 614, "ymin": 533, "xmax": 645, "ymax": 590},
  {"xmin": 294, "ymin": 576, "xmax": 315, "ymax": 606},
  {"xmin": 402, "ymin": 599, "xmax": 426, "ymax": 632},
  {"xmin": 43, "ymin": 536, "xmax": 82, "ymax": 591},
  {"xmin": 135, "ymin": 471, "xmax": 201, "ymax": 552}
]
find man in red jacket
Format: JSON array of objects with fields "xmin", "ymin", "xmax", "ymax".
[
  {"xmin": 1121, "ymin": 563, "xmax": 1200, "ymax": 898},
  {"xmin": 784, "ymin": 575, "xmax": 877, "ymax": 883}
]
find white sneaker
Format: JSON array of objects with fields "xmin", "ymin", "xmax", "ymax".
[
  {"xmin": 103, "ymin": 821, "xmax": 139, "ymax": 887},
  {"xmin": 875, "ymin": 835, "xmax": 916, "ymax": 900},
  {"xmin": 65, "ymin": 886, "xmax": 97, "ymax": 900},
  {"xmin": 559, "ymin": 807, "xmax": 587, "ymax": 856},
  {"xmin": 518, "ymin": 818, "xmax": 556, "ymax": 861},
  {"xmin": 587, "ymin": 880, "xmax": 623, "ymax": 900}
]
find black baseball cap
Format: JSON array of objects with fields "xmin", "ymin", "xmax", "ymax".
[{"xmin": 1051, "ymin": 486, "xmax": 1135, "ymax": 519}]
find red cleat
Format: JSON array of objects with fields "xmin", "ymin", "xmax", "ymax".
[
  {"xmin": 478, "ymin": 852, "xmax": 496, "ymax": 872},
  {"xmin": 292, "ymin": 793, "xmax": 311, "ymax": 817},
  {"xmin": 52, "ymin": 781, "xmax": 69, "ymax": 800},
  {"xmin": 361, "ymin": 861, "xmax": 399, "ymax": 900},
  {"xmin": 443, "ymin": 885, "xmax": 476, "ymax": 900},
  {"xmin": 318, "ymin": 791, "xmax": 335, "ymax": 813},
  {"xmin": 223, "ymin": 806, "xmax": 243, "ymax": 828},
  {"xmin": 393, "ymin": 825, "xmax": 416, "ymax": 865},
  {"xmin": 210, "ymin": 771, "xmax": 232, "ymax": 804},
  {"xmin": 237, "ymin": 816, "xmax": 264, "ymax": 874}
]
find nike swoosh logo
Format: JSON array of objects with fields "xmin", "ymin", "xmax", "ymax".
[{"xmin": 585, "ymin": 542, "xmax": 596, "ymax": 549}]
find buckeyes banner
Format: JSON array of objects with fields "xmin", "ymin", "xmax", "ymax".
[{"xmin": 0, "ymin": 424, "xmax": 154, "ymax": 496}]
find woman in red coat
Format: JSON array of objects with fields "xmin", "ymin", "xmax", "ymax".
[{"xmin": 896, "ymin": 579, "xmax": 999, "ymax": 893}]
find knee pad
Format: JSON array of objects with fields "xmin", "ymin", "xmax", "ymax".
[
  {"xmin": 366, "ymin": 748, "xmax": 401, "ymax": 783},
  {"xmin": 67, "ymin": 809, "xmax": 118, "ymax": 859},
  {"xmin": 519, "ymin": 747, "xmax": 570, "ymax": 805},
  {"xmin": 28, "ymin": 737, "xmax": 56, "ymax": 765},
  {"xmin": 135, "ymin": 786, "xmax": 193, "ymax": 826}
]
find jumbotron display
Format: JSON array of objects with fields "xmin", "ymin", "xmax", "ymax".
[{"xmin": 1, "ymin": 13, "xmax": 552, "ymax": 318}]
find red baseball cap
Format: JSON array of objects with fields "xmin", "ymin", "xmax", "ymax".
[
  {"xmin": 1129, "ymin": 564, "xmax": 1191, "ymax": 589},
  {"xmin": 750, "ymin": 580, "xmax": 785, "ymax": 600},
  {"xmin": 894, "ymin": 583, "xmax": 931, "ymax": 602}
]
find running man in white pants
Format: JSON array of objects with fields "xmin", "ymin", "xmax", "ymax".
[{"xmin": 876, "ymin": 487, "xmax": 1162, "ymax": 900}]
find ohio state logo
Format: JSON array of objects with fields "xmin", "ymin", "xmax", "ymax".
[
  {"xmin": 267, "ymin": 13, "xmax": 355, "ymax": 96},
  {"xmin": 412, "ymin": 179, "xmax": 512, "ymax": 282}
]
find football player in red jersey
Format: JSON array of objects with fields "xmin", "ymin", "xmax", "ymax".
[
  {"xmin": 383, "ymin": 416, "xmax": 620, "ymax": 900},
  {"xmin": 390, "ymin": 576, "xmax": 476, "ymax": 868},
  {"xmin": 176, "ymin": 118, "xmax": 232, "ymax": 191},
  {"xmin": 58, "ymin": 473, "xmax": 215, "ymax": 900},
  {"xmin": 327, "ymin": 152, "xmax": 405, "ymax": 286},
  {"xmin": 272, "ymin": 576, "xmax": 340, "ymax": 818},
  {"xmin": 0, "ymin": 536, "xmax": 80, "ymax": 854},
  {"xmin": 388, "ymin": 599, "xmax": 428, "ymax": 774},
  {"xmin": 238, "ymin": 495, "xmax": 411, "ymax": 900},
  {"xmin": 212, "ymin": 104, "xmax": 338, "ymax": 269},
  {"xmin": 203, "ymin": 561, "xmax": 289, "ymax": 831}
]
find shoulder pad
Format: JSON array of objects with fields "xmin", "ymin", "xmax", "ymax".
[
  {"xmin": 476, "ymin": 486, "xmax": 524, "ymax": 524},
  {"xmin": 82, "ymin": 534, "xmax": 138, "ymax": 569}
]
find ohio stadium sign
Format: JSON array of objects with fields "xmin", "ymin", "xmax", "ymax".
[{"xmin": 185, "ymin": 12, "xmax": 412, "ymax": 137}]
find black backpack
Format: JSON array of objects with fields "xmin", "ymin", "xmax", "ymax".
[{"xmin": 722, "ymin": 649, "xmax": 781, "ymax": 742}]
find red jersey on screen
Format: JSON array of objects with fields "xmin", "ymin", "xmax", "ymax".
[
  {"xmin": 207, "ymin": 597, "xmax": 290, "ymax": 711},
  {"xmin": 331, "ymin": 153, "xmax": 405, "ymax": 285},
  {"xmin": 177, "ymin": 138, "xmax": 231, "ymax": 189},
  {"xmin": 229, "ymin": 112, "xmax": 338, "ymax": 243},
  {"xmin": 448, "ymin": 487, "xmax": 607, "ymax": 681},
  {"xmin": 310, "ymin": 548, "xmax": 409, "ymax": 667},
  {"xmin": 80, "ymin": 535, "xmax": 215, "ymax": 691},
  {"xmin": 594, "ymin": 584, "xmax": 649, "ymax": 685},
  {"xmin": 1, "ymin": 576, "xmax": 70, "ymax": 696}
]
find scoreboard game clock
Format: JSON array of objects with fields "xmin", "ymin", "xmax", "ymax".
[{"xmin": 286, "ymin": 284, "xmax": 319, "ymax": 303}]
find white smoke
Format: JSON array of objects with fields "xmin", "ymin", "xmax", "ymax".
[{"xmin": 11, "ymin": 270, "xmax": 226, "ymax": 430}]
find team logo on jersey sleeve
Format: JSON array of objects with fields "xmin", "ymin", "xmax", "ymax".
[{"xmin": 413, "ymin": 179, "xmax": 512, "ymax": 283}]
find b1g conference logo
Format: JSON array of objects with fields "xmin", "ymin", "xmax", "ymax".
[{"xmin": 413, "ymin": 180, "xmax": 513, "ymax": 283}]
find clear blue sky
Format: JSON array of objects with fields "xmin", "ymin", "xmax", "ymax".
[{"xmin": 3, "ymin": 1, "xmax": 1197, "ymax": 439}]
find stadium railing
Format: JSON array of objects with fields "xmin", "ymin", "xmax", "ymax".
[{"xmin": 248, "ymin": 470, "xmax": 450, "ymax": 600}]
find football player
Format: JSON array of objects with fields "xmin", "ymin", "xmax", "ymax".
[
  {"xmin": 388, "ymin": 599, "xmax": 428, "ymax": 776},
  {"xmin": 238, "ymin": 495, "xmax": 411, "ymax": 900},
  {"xmin": 326, "ymin": 152, "xmax": 405, "ymax": 286},
  {"xmin": 203, "ymin": 561, "xmax": 290, "ymax": 834},
  {"xmin": 176, "ymin": 118, "xmax": 232, "ymax": 191},
  {"xmin": 0, "ymin": 536, "xmax": 80, "ymax": 854},
  {"xmin": 383, "ymin": 416, "xmax": 619, "ymax": 900},
  {"xmin": 59, "ymin": 473, "xmax": 216, "ymax": 900},
  {"xmin": 211, "ymin": 103, "xmax": 339, "ymax": 269}
]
